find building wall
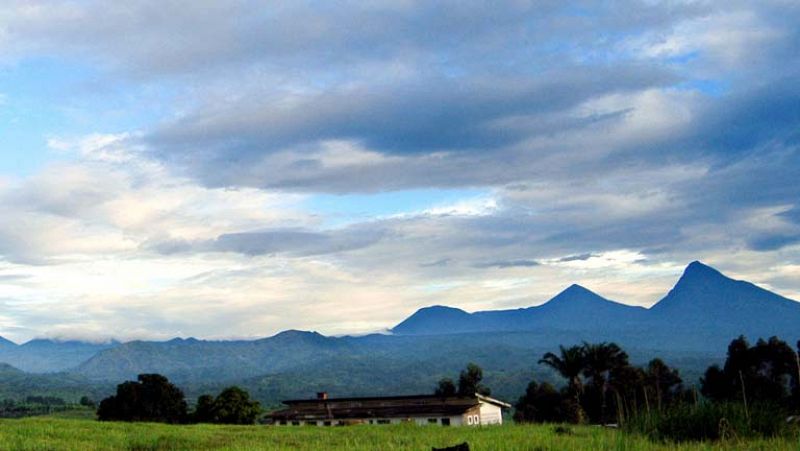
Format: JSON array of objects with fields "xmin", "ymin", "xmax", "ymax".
[
  {"xmin": 478, "ymin": 401, "xmax": 503, "ymax": 425},
  {"xmin": 276, "ymin": 415, "xmax": 467, "ymax": 426}
]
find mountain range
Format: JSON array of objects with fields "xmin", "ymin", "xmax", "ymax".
[
  {"xmin": 392, "ymin": 261, "xmax": 800, "ymax": 348},
  {"xmin": 0, "ymin": 261, "xmax": 797, "ymax": 405}
]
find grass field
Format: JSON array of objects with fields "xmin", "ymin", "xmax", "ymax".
[{"xmin": 0, "ymin": 416, "xmax": 797, "ymax": 450}]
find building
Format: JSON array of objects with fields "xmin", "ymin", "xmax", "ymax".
[{"xmin": 268, "ymin": 392, "xmax": 511, "ymax": 426}]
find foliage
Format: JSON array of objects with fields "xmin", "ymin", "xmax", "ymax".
[
  {"xmin": 514, "ymin": 380, "xmax": 567, "ymax": 423},
  {"xmin": 0, "ymin": 397, "xmax": 89, "ymax": 419},
  {"xmin": 432, "ymin": 363, "xmax": 492, "ymax": 397},
  {"xmin": 457, "ymin": 363, "xmax": 491, "ymax": 396},
  {"xmin": 538, "ymin": 345, "xmax": 587, "ymax": 423},
  {"xmin": 434, "ymin": 378, "xmax": 456, "ymax": 397},
  {"xmin": 530, "ymin": 342, "xmax": 690, "ymax": 425},
  {"xmin": 97, "ymin": 374, "xmax": 188, "ymax": 423},
  {"xmin": 193, "ymin": 386, "xmax": 261, "ymax": 424},
  {"xmin": 700, "ymin": 336, "xmax": 799, "ymax": 408},
  {"xmin": 625, "ymin": 401, "xmax": 794, "ymax": 442},
  {"xmin": 192, "ymin": 394, "xmax": 216, "ymax": 423}
]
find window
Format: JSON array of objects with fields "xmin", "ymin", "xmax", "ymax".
[
  {"xmin": 291, "ymin": 421, "xmax": 300, "ymax": 426},
  {"xmin": 467, "ymin": 415, "xmax": 473, "ymax": 425},
  {"xmin": 428, "ymin": 418, "xmax": 438, "ymax": 424},
  {"xmin": 474, "ymin": 415, "xmax": 480, "ymax": 425},
  {"xmin": 307, "ymin": 421, "xmax": 317, "ymax": 426},
  {"xmin": 323, "ymin": 421, "xmax": 332, "ymax": 426},
  {"xmin": 279, "ymin": 420, "xmax": 287, "ymax": 425},
  {"xmin": 377, "ymin": 419, "xmax": 390, "ymax": 425},
  {"xmin": 441, "ymin": 418, "xmax": 451, "ymax": 426}
]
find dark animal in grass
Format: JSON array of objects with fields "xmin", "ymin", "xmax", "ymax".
[{"xmin": 432, "ymin": 442, "xmax": 469, "ymax": 451}]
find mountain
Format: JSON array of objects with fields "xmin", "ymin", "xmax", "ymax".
[
  {"xmin": 391, "ymin": 306, "xmax": 477, "ymax": 334},
  {"xmin": 0, "ymin": 339, "xmax": 119, "ymax": 373},
  {"xmin": 393, "ymin": 261, "xmax": 800, "ymax": 351},
  {"xmin": 0, "ymin": 260, "xmax": 797, "ymax": 407},
  {"xmin": 393, "ymin": 284, "xmax": 646, "ymax": 335},
  {"xmin": 647, "ymin": 261, "xmax": 800, "ymax": 347},
  {"xmin": 75, "ymin": 330, "xmax": 355, "ymax": 383}
]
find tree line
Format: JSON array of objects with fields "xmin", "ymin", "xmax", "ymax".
[
  {"xmin": 97, "ymin": 374, "xmax": 261, "ymax": 424},
  {"xmin": 514, "ymin": 335, "xmax": 800, "ymax": 434}
]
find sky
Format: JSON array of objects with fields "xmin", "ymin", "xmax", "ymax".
[{"xmin": 0, "ymin": 0, "xmax": 799, "ymax": 342}]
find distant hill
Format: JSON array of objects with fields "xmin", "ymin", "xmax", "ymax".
[
  {"xmin": 0, "ymin": 339, "xmax": 119, "ymax": 373},
  {"xmin": 75, "ymin": 330, "xmax": 357, "ymax": 383}
]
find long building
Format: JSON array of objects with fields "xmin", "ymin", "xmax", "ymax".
[{"xmin": 269, "ymin": 392, "xmax": 511, "ymax": 426}]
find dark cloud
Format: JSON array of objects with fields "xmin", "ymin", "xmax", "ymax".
[
  {"xmin": 748, "ymin": 234, "xmax": 800, "ymax": 252},
  {"xmin": 474, "ymin": 259, "xmax": 541, "ymax": 269},
  {"xmin": 148, "ymin": 65, "xmax": 675, "ymax": 160},
  {"xmin": 147, "ymin": 226, "xmax": 387, "ymax": 258},
  {"xmin": 557, "ymin": 253, "xmax": 598, "ymax": 262}
]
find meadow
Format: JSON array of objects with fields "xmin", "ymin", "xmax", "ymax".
[{"xmin": 0, "ymin": 414, "xmax": 797, "ymax": 451}]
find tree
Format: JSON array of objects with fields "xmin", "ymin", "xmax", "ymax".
[
  {"xmin": 97, "ymin": 374, "xmax": 188, "ymax": 423},
  {"xmin": 539, "ymin": 345, "xmax": 586, "ymax": 423},
  {"xmin": 581, "ymin": 342, "xmax": 629, "ymax": 423},
  {"xmin": 192, "ymin": 394, "xmax": 216, "ymax": 423},
  {"xmin": 643, "ymin": 358, "xmax": 684, "ymax": 410},
  {"xmin": 192, "ymin": 387, "xmax": 261, "ymax": 425},
  {"xmin": 212, "ymin": 387, "xmax": 262, "ymax": 425},
  {"xmin": 701, "ymin": 335, "xmax": 797, "ymax": 407},
  {"xmin": 514, "ymin": 380, "xmax": 567, "ymax": 423},
  {"xmin": 457, "ymin": 363, "xmax": 491, "ymax": 396},
  {"xmin": 434, "ymin": 378, "xmax": 457, "ymax": 397}
]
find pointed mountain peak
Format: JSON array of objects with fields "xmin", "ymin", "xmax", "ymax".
[
  {"xmin": 562, "ymin": 283, "xmax": 594, "ymax": 296},
  {"xmin": 671, "ymin": 261, "xmax": 730, "ymax": 292},
  {"xmin": 548, "ymin": 284, "xmax": 605, "ymax": 303},
  {"xmin": 683, "ymin": 260, "xmax": 724, "ymax": 278}
]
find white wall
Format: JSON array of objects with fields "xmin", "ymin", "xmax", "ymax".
[{"xmin": 478, "ymin": 402, "xmax": 503, "ymax": 425}]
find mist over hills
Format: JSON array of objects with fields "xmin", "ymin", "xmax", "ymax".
[{"xmin": 0, "ymin": 261, "xmax": 797, "ymax": 406}]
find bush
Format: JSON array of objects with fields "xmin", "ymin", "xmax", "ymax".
[{"xmin": 625, "ymin": 401, "xmax": 793, "ymax": 442}]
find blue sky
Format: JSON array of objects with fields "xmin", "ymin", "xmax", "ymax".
[{"xmin": 0, "ymin": 0, "xmax": 798, "ymax": 342}]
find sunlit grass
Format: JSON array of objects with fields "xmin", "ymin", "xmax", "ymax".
[{"xmin": 0, "ymin": 416, "xmax": 797, "ymax": 450}]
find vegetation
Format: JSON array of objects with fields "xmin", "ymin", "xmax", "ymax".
[
  {"xmin": 625, "ymin": 401, "xmax": 794, "ymax": 442},
  {"xmin": 434, "ymin": 363, "xmax": 491, "ymax": 397},
  {"xmin": 0, "ymin": 416, "xmax": 797, "ymax": 450},
  {"xmin": 193, "ymin": 386, "xmax": 262, "ymax": 424},
  {"xmin": 97, "ymin": 374, "xmax": 188, "ymax": 423},
  {"xmin": 517, "ymin": 336, "xmax": 800, "ymax": 443},
  {"xmin": 0, "ymin": 396, "xmax": 91, "ymax": 419},
  {"xmin": 701, "ymin": 336, "xmax": 799, "ymax": 408}
]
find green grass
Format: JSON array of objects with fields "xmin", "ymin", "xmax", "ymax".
[{"xmin": 0, "ymin": 417, "xmax": 797, "ymax": 450}]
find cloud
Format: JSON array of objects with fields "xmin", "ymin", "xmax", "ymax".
[
  {"xmin": 474, "ymin": 260, "xmax": 540, "ymax": 269},
  {"xmin": 0, "ymin": 1, "xmax": 799, "ymax": 341}
]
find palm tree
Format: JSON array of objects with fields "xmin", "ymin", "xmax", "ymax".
[
  {"xmin": 539, "ymin": 345, "xmax": 586, "ymax": 423},
  {"xmin": 582, "ymin": 342, "xmax": 629, "ymax": 423}
]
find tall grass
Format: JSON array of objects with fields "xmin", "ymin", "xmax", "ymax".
[
  {"xmin": 625, "ymin": 401, "xmax": 795, "ymax": 443},
  {"xmin": 0, "ymin": 416, "xmax": 798, "ymax": 450}
]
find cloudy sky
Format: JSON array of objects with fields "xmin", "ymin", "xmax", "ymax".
[{"xmin": 0, "ymin": 1, "xmax": 798, "ymax": 342}]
